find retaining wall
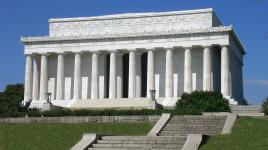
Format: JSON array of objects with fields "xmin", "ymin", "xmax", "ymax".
[{"xmin": 0, "ymin": 115, "xmax": 160, "ymax": 123}]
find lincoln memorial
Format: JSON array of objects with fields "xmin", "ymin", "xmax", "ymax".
[{"xmin": 21, "ymin": 8, "xmax": 245, "ymax": 109}]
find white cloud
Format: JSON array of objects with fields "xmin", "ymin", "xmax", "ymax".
[{"xmin": 244, "ymin": 79, "xmax": 268, "ymax": 86}]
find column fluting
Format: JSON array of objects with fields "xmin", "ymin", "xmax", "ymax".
[
  {"xmin": 165, "ymin": 48, "xmax": 173, "ymax": 97},
  {"xmin": 91, "ymin": 52, "xmax": 99, "ymax": 99},
  {"xmin": 128, "ymin": 51, "xmax": 136, "ymax": 98},
  {"xmin": 146, "ymin": 50, "xmax": 155, "ymax": 98},
  {"xmin": 203, "ymin": 46, "xmax": 212, "ymax": 91},
  {"xmin": 109, "ymin": 51, "xmax": 117, "ymax": 99},
  {"xmin": 32, "ymin": 56, "xmax": 40, "ymax": 101},
  {"xmin": 136, "ymin": 53, "xmax": 142, "ymax": 97},
  {"xmin": 184, "ymin": 47, "xmax": 192, "ymax": 93},
  {"xmin": 39, "ymin": 54, "xmax": 48, "ymax": 101},
  {"xmin": 73, "ymin": 53, "xmax": 82, "ymax": 100},
  {"xmin": 24, "ymin": 55, "xmax": 32, "ymax": 102},
  {"xmin": 56, "ymin": 54, "xmax": 65, "ymax": 100},
  {"xmin": 221, "ymin": 45, "xmax": 230, "ymax": 97}
]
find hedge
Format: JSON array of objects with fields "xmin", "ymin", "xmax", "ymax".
[{"xmin": 0, "ymin": 108, "xmax": 201, "ymax": 118}]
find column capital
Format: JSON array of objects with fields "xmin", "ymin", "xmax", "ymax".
[
  {"xmin": 73, "ymin": 52, "xmax": 83, "ymax": 55},
  {"xmin": 202, "ymin": 45, "xmax": 212, "ymax": 49},
  {"xmin": 165, "ymin": 47, "xmax": 175, "ymax": 51},
  {"xmin": 39, "ymin": 53, "xmax": 51, "ymax": 56},
  {"xmin": 183, "ymin": 46, "xmax": 192, "ymax": 50},
  {"xmin": 128, "ymin": 48, "xmax": 137, "ymax": 52},
  {"xmin": 25, "ymin": 54, "xmax": 33, "ymax": 57},
  {"xmin": 56, "ymin": 52, "xmax": 67, "ymax": 55},
  {"xmin": 146, "ymin": 48, "xmax": 154, "ymax": 51},
  {"xmin": 90, "ymin": 50, "xmax": 104, "ymax": 54},
  {"xmin": 108, "ymin": 49, "xmax": 118, "ymax": 53},
  {"xmin": 220, "ymin": 45, "xmax": 229, "ymax": 49}
]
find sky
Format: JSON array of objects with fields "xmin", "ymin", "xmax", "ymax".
[{"xmin": 0, "ymin": 0, "xmax": 267, "ymax": 105}]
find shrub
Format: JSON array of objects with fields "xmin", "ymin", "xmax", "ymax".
[
  {"xmin": 176, "ymin": 91, "xmax": 230, "ymax": 113},
  {"xmin": 0, "ymin": 84, "xmax": 25, "ymax": 114},
  {"xmin": 262, "ymin": 97, "xmax": 268, "ymax": 115}
]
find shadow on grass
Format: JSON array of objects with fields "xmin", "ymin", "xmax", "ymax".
[{"xmin": 199, "ymin": 135, "xmax": 211, "ymax": 148}]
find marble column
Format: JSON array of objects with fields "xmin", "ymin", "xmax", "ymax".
[
  {"xmin": 184, "ymin": 47, "xmax": 192, "ymax": 93},
  {"xmin": 146, "ymin": 49, "xmax": 155, "ymax": 98},
  {"xmin": 117, "ymin": 53, "xmax": 123, "ymax": 98},
  {"xmin": 136, "ymin": 53, "xmax": 142, "ymax": 97},
  {"xmin": 165, "ymin": 48, "xmax": 173, "ymax": 97},
  {"xmin": 128, "ymin": 51, "xmax": 136, "ymax": 98},
  {"xmin": 56, "ymin": 54, "xmax": 64, "ymax": 100},
  {"xmin": 91, "ymin": 52, "xmax": 99, "ymax": 99},
  {"xmin": 109, "ymin": 51, "xmax": 117, "ymax": 99},
  {"xmin": 73, "ymin": 53, "xmax": 82, "ymax": 100},
  {"xmin": 32, "ymin": 56, "xmax": 40, "ymax": 101},
  {"xmin": 39, "ymin": 54, "xmax": 48, "ymax": 101},
  {"xmin": 221, "ymin": 45, "xmax": 230, "ymax": 97},
  {"xmin": 203, "ymin": 46, "xmax": 212, "ymax": 91},
  {"xmin": 24, "ymin": 55, "xmax": 32, "ymax": 102}
]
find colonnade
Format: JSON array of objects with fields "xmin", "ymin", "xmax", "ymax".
[{"xmin": 24, "ymin": 46, "xmax": 231, "ymax": 101}]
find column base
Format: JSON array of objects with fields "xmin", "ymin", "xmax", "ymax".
[
  {"xmin": 30, "ymin": 100, "xmax": 66, "ymax": 111},
  {"xmin": 224, "ymin": 96, "xmax": 238, "ymax": 105}
]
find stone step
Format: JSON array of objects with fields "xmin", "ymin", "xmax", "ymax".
[
  {"xmin": 97, "ymin": 139, "xmax": 186, "ymax": 144},
  {"xmin": 172, "ymin": 116, "xmax": 227, "ymax": 119},
  {"xmin": 163, "ymin": 126, "xmax": 223, "ymax": 131},
  {"xmin": 89, "ymin": 148, "xmax": 180, "ymax": 150},
  {"xmin": 232, "ymin": 110, "xmax": 261, "ymax": 113},
  {"xmin": 92, "ymin": 143, "xmax": 183, "ymax": 149},
  {"xmin": 101, "ymin": 136, "xmax": 185, "ymax": 140},
  {"xmin": 170, "ymin": 116, "xmax": 226, "ymax": 120},
  {"xmin": 168, "ymin": 120, "xmax": 226, "ymax": 124},
  {"xmin": 230, "ymin": 105, "xmax": 261, "ymax": 108},
  {"xmin": 169, "ymin": 118, "xmax": 226, "ymax": 121},
  {"xmin": 161, "ymin": 129, "xmax": 222, "ymax": 132},
  {"xmin": 159, "ymin": 130, "xmax": 221, "ymax": 136},
  {"xmin": 230, "ymin": 105, "xmax": 262, "ymax": 113},
  {"xmin": 165, "ymin": 124, "xmax": 224, "ymax": 128}
]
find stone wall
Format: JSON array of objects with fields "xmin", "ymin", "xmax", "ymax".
[{"xmin": 0, "ymin": 115, "xmax": 160, "ymax": 123}]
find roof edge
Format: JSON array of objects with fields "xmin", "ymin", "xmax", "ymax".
[
  {"xmin": 48, "ymin": 8, "xmax": 213, "ymax": 23},
  {"xmin": 230, "ymin": 25, "xmax": 246, "ymax": 55}
]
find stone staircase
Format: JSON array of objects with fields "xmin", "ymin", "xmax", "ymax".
[
  {"xmin": 88, "ymin": 136, "xmax": 187, "ymax": 150},
  {"xmin": 230, "ymin": 105, "xmax": 262, "ymax": 113},
  {"xmin": 86, "ymin": 115, "xmax": 227, "ymax": 150},
  {"xmin": 159, "ymin": 115, "xmax": 227, "ymax": 136}
]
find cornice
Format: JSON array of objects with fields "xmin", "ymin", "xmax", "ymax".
[{"xmin": 49, "ymin": 8, "xmax": 213, "ymax": 23}]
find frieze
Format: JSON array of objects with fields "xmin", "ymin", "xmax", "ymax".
[{"xmin": 22, "ymin": 26, "xmax": 232, "ymax": 43}]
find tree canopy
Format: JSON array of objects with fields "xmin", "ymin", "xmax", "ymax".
[{"xmin": 0, "ymin": 84, "xmax": 25, "ymax": 113}]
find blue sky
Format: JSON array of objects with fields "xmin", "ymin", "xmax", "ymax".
[{"xmin": 0, "ymin": 0, "xmax": 267, "ymax": 104}]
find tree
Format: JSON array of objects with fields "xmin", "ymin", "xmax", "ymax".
[{"xmin": 0, "ymin": 84, "xmax": 25, "ymax": 113}]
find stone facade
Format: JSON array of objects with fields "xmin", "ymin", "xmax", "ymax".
[{"xmin": 21, "ymin": 8, "xmax": 245, "ymax": 109}]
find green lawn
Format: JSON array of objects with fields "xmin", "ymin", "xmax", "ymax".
[
  {"xmin": 0, "ymin": 122, "xmax": 153, "ymax": 150},
  {"xmin": 200, "ymin": 117, "xmax": 268, "ymax": 150}
]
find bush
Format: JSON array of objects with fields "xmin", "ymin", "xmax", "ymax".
[
  {"xmin": 0, "ymin": 108, "xmax": 202, "ymax": 118},
  {"xmin": 262, "ymin": 97, "xmax": 268, "ymax": 115},
  {"xmin": 176, "ymin": 91, "xmax": 230, "ymax": 113},
  {"xmin": 41, "ymin": 109, "xmax": 164, "ymax": 117},
  {"xmin": 0, "ymin": 84, "xmax": 25, "ymax": 114}
]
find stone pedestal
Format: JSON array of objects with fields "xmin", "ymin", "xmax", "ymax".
[
  {"xmin": 148, "ymin": 100, "xmax": 157, "ymax": 110},
  {"xmin": 41, "ymin": 102, "xmax": 53, "ymax": 111}
]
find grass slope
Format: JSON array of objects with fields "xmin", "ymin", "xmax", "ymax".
[
  {"xmin": 0, "ymin": 122, "xmax": 153, "ymax": 150},
  {"xmin": 200, "ymin": 117, "xmax": 268, "ymax": 150}
]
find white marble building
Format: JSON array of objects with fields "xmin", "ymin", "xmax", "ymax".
[{"xmin": 21, "ymin": 8, "xmax": 245, "ymax": 109}]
